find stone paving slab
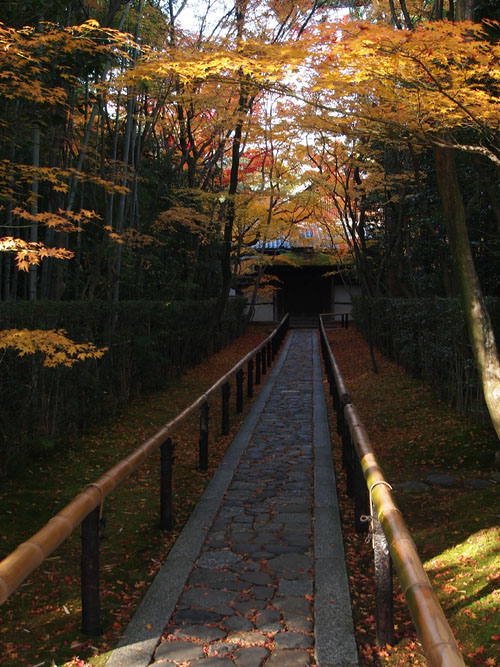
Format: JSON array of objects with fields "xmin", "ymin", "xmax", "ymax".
[{"xmin": 105, "ymin": 331, "xmax": 358, "ymax": 667}]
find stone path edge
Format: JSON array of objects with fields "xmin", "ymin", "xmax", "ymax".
[
  {"xmin": 104, "ymin": 334, "xmax": 294, "ymax": 667},
  {"xmin": 312, "ymin": 335, "xmax": 359, "ymax": 667}
]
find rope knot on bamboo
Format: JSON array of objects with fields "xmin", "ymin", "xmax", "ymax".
[
  {"xmin": 360, "ymin": 481, "xmax": 393, "ymax": 547},
  {"xmin": 83, "ymin": 483, "xmax": 105, "ymax": 519}
]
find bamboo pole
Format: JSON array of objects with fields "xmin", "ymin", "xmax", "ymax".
[
  {"xmin": 319, "ymin": 317, "xmax": 350, "ymax": 400},
  {"xmin": 320, "ymin": 315, "xmax": 465, "ymax": 667},
  {"xmin": 0, "ymin": 314, "xmax": 289, "ymax": 605}
]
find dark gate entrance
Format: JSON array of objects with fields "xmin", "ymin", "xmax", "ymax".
[{"xmin": 271, "ymin": 265, "xmax": 332, "ymax": 323}]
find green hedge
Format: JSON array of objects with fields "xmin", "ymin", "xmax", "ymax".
[
  {"xmin": 352, "ymin": 296, "xmax": 500, "ymax": 417},
  {"xmin": 0, "ymin": 298, "xmax": 246, "ymax": 475}
]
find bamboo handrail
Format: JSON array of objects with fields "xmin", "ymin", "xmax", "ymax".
[
  {"xmin": 0, "ymin": 313, "xmax": 289, "ymax": 606},
  {"xmin": 319, "ymin": 315, "xmax": 465, "ymax": 667},
  {"xmin": 320, "ymin": 320, "xmax": 350, "ymax": 401}
]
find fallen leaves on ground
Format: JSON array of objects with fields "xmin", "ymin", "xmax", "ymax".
[
  {"xmin": 326, "ymin": 327, "xmax": 499, "ymax": 667},
  {"xmin": 0, "ymin": 324, "xmax": 274, "ymax": 667}
]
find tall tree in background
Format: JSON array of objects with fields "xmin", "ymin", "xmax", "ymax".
[
  {"xmin": 1, "ymin": 0, "xmax": 499, "ymax": 440},
  {"xmin": 302, "ymin": 0, "xmax": 500, "ymax": 440},
  {"xmin": 434, "ymin": 0, "xmax": 500, "ymax": 443}
]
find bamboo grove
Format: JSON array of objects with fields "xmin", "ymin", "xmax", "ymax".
[{"xmin": 0, "ymin": 0, "xmax": 499, "ymax": 439}]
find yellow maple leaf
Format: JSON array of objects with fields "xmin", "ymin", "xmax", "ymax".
[{"xmin": 0, "ymin": 329, "xmax": 107, "ymax": 367}]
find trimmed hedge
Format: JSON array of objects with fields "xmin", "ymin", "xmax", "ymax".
[
  {"xmin": 0, "ymin": 298, "xmax": 246, "ymax": 475},
  {"xmin": 352, "ymin": 296, "xmax": 500, "ymax": 418}
]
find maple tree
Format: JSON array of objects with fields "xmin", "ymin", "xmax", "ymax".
[
  {"xmin": 0, "ymin": 0, "xmax": 498, "ymax": 436},
  {"xmin": 1, "ymin": 1, "xmax": 338, "ymax": 308},
  {"xmin": 0, "ymin": 13, "xmax": 138, "ymax": 363},
  {"xmin": 1, "ymin": 3, "xmax": 500, "ymax": 664},
  {"xmin": 225, "ymin": 100, "xmax": 334, "ymax": 321},
  {"xmin": 113, "ymin": 0, "xmax": 338, "ymax": 311},
  {"xmin": 291, "ymin": 2, "xmax": 500, "ymax": 442},
  {"xmin": 0, "ymin": 328, "xmax": 106, "ymax": 367}
]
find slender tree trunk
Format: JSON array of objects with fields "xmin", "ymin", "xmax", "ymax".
[
  {"xmin": 212, "ymin": 0, "xmax": 251, "ymax": 327},
  {"xmin": 29, "ymin": 123, "xmax": 40, "ymax": 301},
  {"xmin": 113, "ymin": 91, "xmax": 135, "ymax": 301},
  {"xmin": 245, "ymin": 206, "xmax": 278, "ymax": 325},
  {"xmin": 107, "ymin": 97, "xmax": 121, "ymax": 227},
  {"xmin": 40, "ymin": 226, "xmax": 54, "ymax": 299},
  {"xmin": 434, "ymin": 0, "xmax": 500, "ymax": 444},
  {"xmin": 65, "ymin": 1, "xmax": 132, "ymax": 213},
  {"xmin": 112, "ymin": 0, "xmax": 144, "ymax": 301},
  {"xmin": 455, "ymin": 0, "xmax": 474, "ymax": 20},
  {"xmin": 435, "ymin": 146, "xmax": 500, "ymax": 441},
  {"xmin": 245, "ymin": 258, "xmax": 267, "ymax": 325},
  {"xmin": 3, "ymin": 138, "xmax": 16, "ymax": 300}
]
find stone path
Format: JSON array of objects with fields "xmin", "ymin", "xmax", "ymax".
[{"xmin": 105, "ymin": 331, "xmax": 358, "ymax": 667}]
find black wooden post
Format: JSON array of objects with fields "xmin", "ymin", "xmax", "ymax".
[
  {"xmin": 373, "ymin": 503, "xmax": 395, "ymax": 646},
  {"xmin": 236, "ymin": 369, "xmax": 244, "ymax": 413},
  {"xmin": 266, "ymin": 340, "xmax": 272, "ymax": 367},
  {"xmin": 332, "ymin": 383, "xmax": 342, "ymax": 435},
  {"xmin": 247, "ymin": 359, "xmax": 254, "ymax": 398},
  {"xmin": 328, "ymin": 367, "xmax": 335, "ymax": 401},
  {"xmin": 255, "ymin": 352, "xmax": 261, "ymax": 385},
  {"xmin": 342, "ymin": 423, "xmax": 355, "ymax": 499},
  {"xmin": 354, "ymin": 456, "xmax": 369, "ymax": 534},
  {"xmin": 340, "ymin": 394, "xmax": 352, "ymax": 457},
  {"xmin": 323, "ymin": 352, "xmax": 335, "ymax": 402},
  {"xmin": 160, "ymin": 438, "xmax": 174, "ymax": 530},
  {"xmin": 221, "ymin": 382, "xmax": 230, "ymax": 435},
  {"xmin": 81, "ymin": 506, "xmax": 102, "ymax": 635},
  {"xmin": 261, "ymin": 346, "xmax": 267, "ymax": 375},
  {"xmin": 199, "ymin": 401, "xmax": 209, "ymax": 471}
]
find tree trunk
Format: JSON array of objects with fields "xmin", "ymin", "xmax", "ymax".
[
  {"xmin": 435, "ymin": 0, "xmax": 500, "ymax": 445},
  {"xmin": 65, "ymin": 1, "xmax": 131, "ymax": 213},
  {"xmin": 435, "ymin": 146, "xmax": 500, "ymax": 442},
  {"xmin": 29, "ymin": 122, "xmax": 40, "ymax": 301},
  {"xmin": 455, "ymin": 0, "xmax": 474, "ymax": 20},
  {"xmin": 112, "ymin": 0, "xmax": 143, "ymax": 302},
  {"xmin": 211, "ymin": 0, "xmax": 250, "ymax": 328},
  {"xmin": 3, "ymin": 135, "xmax": 16, "ymax": 300},
  {"xmin": 212, "ymin": 116, "xmax": 244, "ymax": 325},
  {"xmin": 113, "ymin": 91, "xmax": 135, "ymax": 301}
]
